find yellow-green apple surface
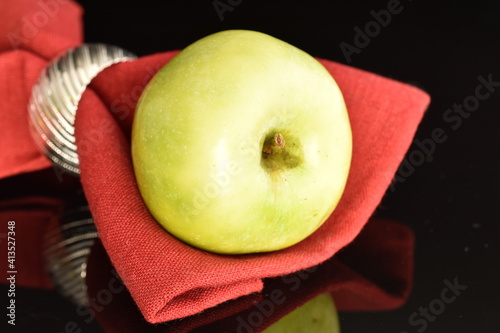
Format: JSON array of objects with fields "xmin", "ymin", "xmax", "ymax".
[
  {"xmin": 132, "ymin": 30, "xmax": 352, "ymax": 254},
  {"xmin": 263, "ymin": 293, "xmax": 341, "ymax": 333}
]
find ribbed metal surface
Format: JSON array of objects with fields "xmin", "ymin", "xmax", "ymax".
[
  {"xmin": 43, "ymin": 193, "xmax": 98, "ymax": 307},
  {"xmin": 29, "ymin": 43, "xmax": 136, "ymax": 176}
]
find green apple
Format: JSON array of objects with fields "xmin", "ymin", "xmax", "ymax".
[
  {"xmin": 132, "ymin": 30, "xmax": 351, "ymax": 254},
  {"xmin": 263, "ymin": 293, "xmax": 340, "ymax": 333}
]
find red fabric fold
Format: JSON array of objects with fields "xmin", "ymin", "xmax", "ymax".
[
  {"xmin": 0, "ymin": 0, "xmax": 83, "ymax": 58},
  {"xmin": 0, "ymin": 0, "xmax": 83, "ymax": 292},
  {"xmin": 75, "ymin": 51, "xmax": 429, "ymax": 323},
  {"xmin": 85, "ymin": 218, "xmax": 414, "ymax": 332},
  {"xmin": 0, "ymin": 1, "xmax": 429, "ymax": 329},
  {"xmin": 0, "ymin": 0, "xmax": 83, "ymax": 180}
]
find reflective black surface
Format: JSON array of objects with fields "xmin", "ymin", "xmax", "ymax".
[{"xmin": 3, "ymin": 0, "xmax": 499, "ymax": 332}]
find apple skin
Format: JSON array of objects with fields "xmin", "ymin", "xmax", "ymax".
[
  {"xmin": 263, "ymin": 293, "xmax": 341, "ymax": 333},
  {"xmin": 132, "ymin": 30, "xmax": 352, "ymax": 254}
]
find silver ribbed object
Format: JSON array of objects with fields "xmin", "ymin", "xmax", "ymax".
[
  {"xmin": 28, "ymin": 43, "xmax": 136, "ymax": 176},
  {"xmin": 43, "ymin": 192, "xmax": 98, "ymax": 307}
]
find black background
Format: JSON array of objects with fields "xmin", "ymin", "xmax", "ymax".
[{"xmin": 5, "ymin": 0, "xmax": 500, "ymax": 332}]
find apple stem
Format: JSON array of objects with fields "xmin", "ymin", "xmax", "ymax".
[{"xmin": 263, "ymin": 133, "xmax": 285, "ymax": 157}]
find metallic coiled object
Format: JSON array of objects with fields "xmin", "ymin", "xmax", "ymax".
[
  {"xmin": 33, "ymin": 44, "xmax": 136, "ymax": 306},
  {"xmin": 43, "ymin": 191, "xmax": 97, "ymax": 307},
  {"xmin": 28, "ymin": 43, "xmax": 136, "ymax": 176}
]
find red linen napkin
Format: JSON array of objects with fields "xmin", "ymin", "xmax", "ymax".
[
  {"xmin": 75, "ymin": 51, "xmax": 430, "ymax": 324},
  {"xmin": 0, "ymin": 195, "xmax": 62, "ymax": 289},
  {"xmin": 0, "ymin": 0, "xmax": 430, "ymax": 329},
  {"xmin": 0, "ymin": 0, "xmax": 83, "ymax": 179},
  {"xmin": 85, "ymin": 218, "xmax": 414, "ymax": 332},
  {"xmin": 0, "ymin": 0, "xmax": 83, "ymax": 292}
]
